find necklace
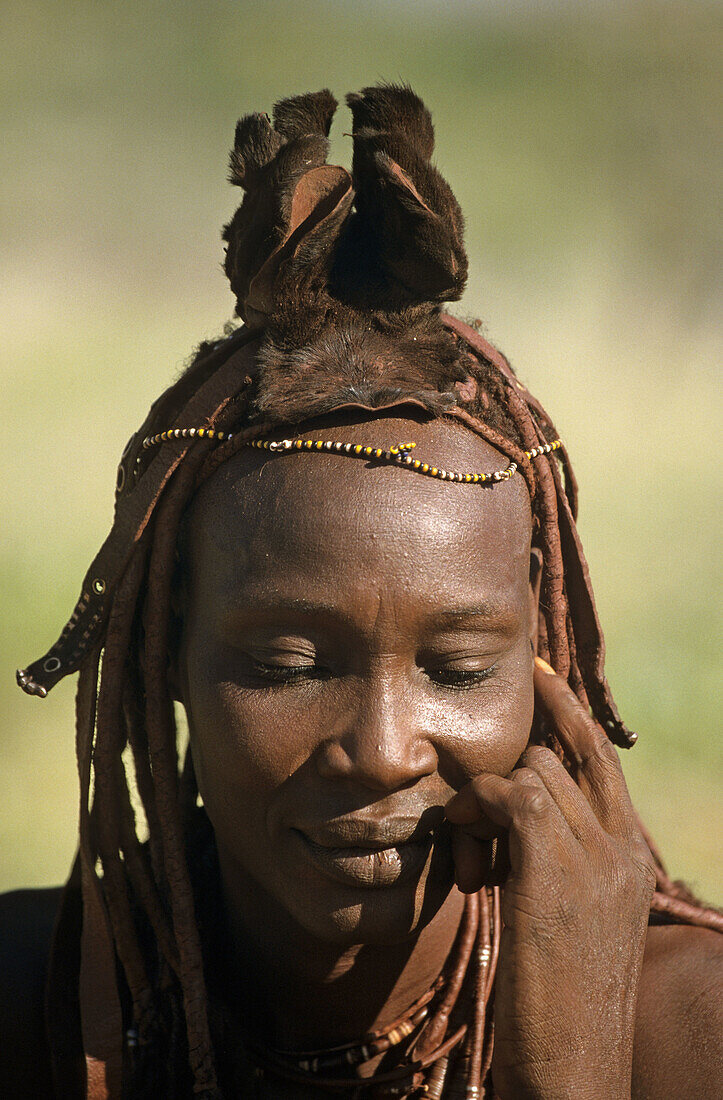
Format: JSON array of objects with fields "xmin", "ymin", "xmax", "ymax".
[{"xmin": 244, "ymin": 889, "xmax": 501, "ymax": 1098}]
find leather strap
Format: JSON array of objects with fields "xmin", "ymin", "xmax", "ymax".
[{"xmin": 17, "ymin": 329, "xmax": 262, "ymax": 699}]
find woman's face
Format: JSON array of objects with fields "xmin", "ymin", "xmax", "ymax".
[{"xmin": 179, "ymin": 415, "xmax": 539, "ymax": 945}]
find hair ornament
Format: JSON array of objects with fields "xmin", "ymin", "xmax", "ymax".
[{"xmin": 140, "ymin": 429, "xmax": 563, "ymax": 485}]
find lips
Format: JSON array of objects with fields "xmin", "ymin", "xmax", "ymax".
[{"xmin": 292, "ymin": 815, "xmax": 443, "ymax": 889}]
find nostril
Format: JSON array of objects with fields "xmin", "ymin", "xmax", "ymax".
[{"xmin": 315, "ymin": 727, "xmax": 438, "ymax": 793}]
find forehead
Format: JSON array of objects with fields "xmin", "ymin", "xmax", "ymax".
[{"xmin": 185, "ymin": 415, "xmax": 532, "ymax": 613}]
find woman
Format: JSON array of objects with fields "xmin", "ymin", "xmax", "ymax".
[{"xmin": 5, "ymin": 84, "xmax": 722, "ymax": 1098}]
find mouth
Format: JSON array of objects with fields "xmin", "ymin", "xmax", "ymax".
[{"xmin": 292, "ymin": 820, "xmax": 441, "ymax": 889}]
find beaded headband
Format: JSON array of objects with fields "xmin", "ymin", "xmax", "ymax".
[{"xmin": 141, "ymin": 429, "xmax": 563, "ymax": 485}]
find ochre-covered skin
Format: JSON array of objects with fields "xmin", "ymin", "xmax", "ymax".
[{"xmin": 180, "ymin": 416, "xmax": 536, "ymax": 951}]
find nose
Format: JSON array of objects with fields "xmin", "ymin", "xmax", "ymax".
[{"xmin": 315, "ymin": 670, "xmax": 437, "ymax": 792}]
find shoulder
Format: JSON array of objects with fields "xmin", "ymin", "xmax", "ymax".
[
  {"xmin": 633, "ymin": 922, "xmax": 723, "ymax": 1099},
  {"xmin": 0, "ymin": 886, "xmax": 64, "ymax": 1097}
]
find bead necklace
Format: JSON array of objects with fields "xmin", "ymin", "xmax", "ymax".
[{"xmin": 239, "ymin": 888, "xmax": 501, "ymax": 1098}]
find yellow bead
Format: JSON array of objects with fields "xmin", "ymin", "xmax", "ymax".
[
  {"xmin": 422, "ymin": 463, "xmax": 429, "ymax": 473},
  {"xmin": 413, "ymin": 460, "xmax": 421, "ymax": 468},
  {"xmin": 355, "ymin": 444, "xmax": 362, "ymax": 454},
  {"xmin": 431, "ymin": 467, "xmax": 438, "ymax": 476}
]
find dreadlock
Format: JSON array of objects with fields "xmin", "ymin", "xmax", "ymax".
[{"xmin": 19, "ymin": 84, "xmax": 722, "ymax": 1099}]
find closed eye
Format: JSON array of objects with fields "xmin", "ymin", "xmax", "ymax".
[
  {"xmin": 246, "ymin": 658, "xmax": 331, "ymax": 686},
  {"xmin": 425, "ymin": 663, "xmax": 498, "ymax": 690}
]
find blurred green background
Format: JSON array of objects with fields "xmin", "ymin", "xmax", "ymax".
[{"xmin": 2, "ymin": 0, "xmax": 721, "ymax": 900}]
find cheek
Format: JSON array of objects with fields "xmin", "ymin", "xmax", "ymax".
[
  {"xmin": 184, "ymin": 653, "xmax": 301, "ymax": 833},
  {"xmin": 189, "ymin": 682, "xmax": 290, "ymax": 796},
  {"xmin": 439, "ymin": 652, "xmax": 534, "ymax": 785}
]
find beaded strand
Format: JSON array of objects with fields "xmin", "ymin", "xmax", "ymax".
[
  {"xmin": 142, "ymin": 427, "xmax": 232, "ymax": 448},
  {"xmin": 142, "ymin": 429, "xmax": 562, "ymax": 484}
]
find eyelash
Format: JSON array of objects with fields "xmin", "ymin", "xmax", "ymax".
[
  {"xmin": 427, "ymin": 665, "xmax": 498, "ymax": 690},
  {"xmin": 246, "ymin": 660, "xmax": 498, "ymax": 690},
  {"xmin": 247, "ymin": 660, "xmax": 325, "ymax": 685}
]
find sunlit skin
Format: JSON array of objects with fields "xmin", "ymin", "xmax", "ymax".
[
  {"xmin": 180, "ymin": 415, "xmax": 536, "ymax": 934},
  {"xmin": 178, "ymin": 414, "xmax": 537, "ymax": 1049},
  {"xmin": 173, "ymin": 413, "xmax": 723, "ymax": 1098}
]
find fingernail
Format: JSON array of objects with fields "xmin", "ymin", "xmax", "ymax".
[{"xmin": 534, "ymin": 656, "xmax": 556, "ymax": 675}]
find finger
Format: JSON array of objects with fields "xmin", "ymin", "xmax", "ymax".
[
  {"xmin": 451, "ymin": 831, "xmax": 494, "ymax": 894},
  {"xmin": 450, "ymin": 832, "xmax": 510, "ymax": 893},
  {"xmin": 445, "ymin": 783, "xmax": 502, "ymax": 833},
  {"xmin": 534, "ymin": 659, "xmax": 636, "ymax": 838},
  {"xmin": 519, "ymin": 744, "xmax": 602, "ymax": 845},
  {"xmin": 446, "ymin": 771, "xmax": 567, "ymax": 876},
  {"xmin": 447, "ymin": 771, "xmax": 557, "ymax": 832}
]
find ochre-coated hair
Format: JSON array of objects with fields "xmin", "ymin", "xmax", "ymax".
[{"xmin": 20, "ymin": 85, "xmax": 722, "ymax": 1099}]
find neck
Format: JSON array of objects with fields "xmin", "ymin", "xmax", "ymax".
[{"xmin": 213, "ymin": 845, "xmax": 466, "ymax": 1051}]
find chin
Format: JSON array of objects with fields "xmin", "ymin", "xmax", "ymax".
[{"xmin": 284, "ymin": 845, "xmax": 456, "ymax": 947}]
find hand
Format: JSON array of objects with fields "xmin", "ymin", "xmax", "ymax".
[{"xmin": 445, "ymin": 659, "xmax": 656, "ymax": 1100}]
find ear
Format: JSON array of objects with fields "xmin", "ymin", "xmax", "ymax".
[{"xmin": 528, "ymin": 547, "xmax": 543, "ymax": 653}]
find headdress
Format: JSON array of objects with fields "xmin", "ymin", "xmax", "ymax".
[{"xmin": 16, "ymin": 84, "xmax": 630, "ymax": 750}]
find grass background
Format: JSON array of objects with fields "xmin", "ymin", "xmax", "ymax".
[{"xmin": 2, "ymin": 0, "xmax": 721, "ymax": 900}]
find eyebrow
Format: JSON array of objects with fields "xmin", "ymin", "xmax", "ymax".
[
  {"xmin": 221, "ymin": 596, "xmax": 354, "ymax": 630},
  {"xmin": 434, "ymin": 604, "xmax": 511, "ymax": 622},
  {"xmin": 222, "ymin": 596, "xmax": 516, "ymax": 631},
  {"xmin": 426, "ymin": 605, "xmax": 519, "ymax": 634}
]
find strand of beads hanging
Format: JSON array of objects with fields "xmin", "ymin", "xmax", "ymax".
[
  {"xmin": 141, "ymin": 430, "xmax": 562, "ymax": 484},
  {"xmin": 248, "ymin": 998, "xmax": 468, "ymax": 1096},
  {"xmin": 264, "ymin": 981, "xmax": 439, "ymax": 1078},
  {"xmin": 141, "ymin": 427, "xmax": 233, "ymax": 448}
]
